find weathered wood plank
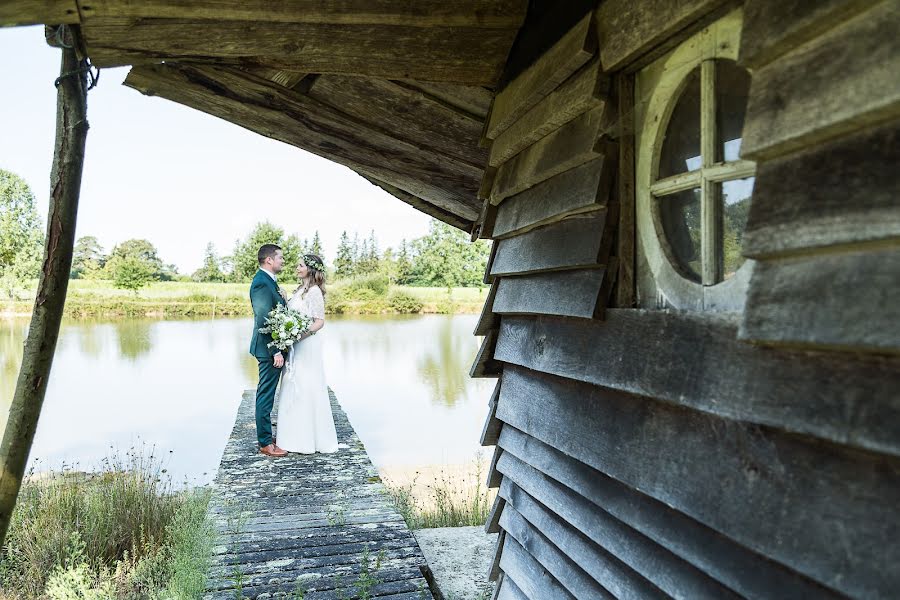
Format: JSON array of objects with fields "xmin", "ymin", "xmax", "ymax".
[
  {"xmin": 485, "ymin": 494, "xmax": 505, "ymax": 535},
  {"xmin": 124, "ymin": 64, "xmax": 481, "ymax": 217},
  {"xmin": 595, "ymin": 0, "xmax": 732, "ymax": 71},
  {"xmin": 497, "ymin": 365, "xmax": 900, "ymax": 599},
  {"xmin": 490, "ymin": 530, "xmax": 506, "ymax": 581},
  {"xmin": 84, "ymin": 18, "xmax": 519, "ymax": 85},
  {"xmin": 491, "ymin": 107, "xmax": 615, "ymax": 204},
  {"xmin": 499, "ymin": 478, "xmax": 669, "ymax": 600},
  {"xmin": 361, "ymin": 176, "xmax": 475, "ymax": 231},
  {"xmin": 615, "ymin": 74, "xmax": 636, "ymax": 307},
  {"xmin": 489, "ymin": 58, "xmax": 609, "ymax": 167},
  {"xmin": 491, "ymin": 211, "xmax": 612, "ymax": 276},
  {"xmin": 499, "ymin": 536, "xmax": 576, "ymax": 600},
  {"xmin": 487, "ymin": 446, "xmax": 503, "ymax": 489},
  {"xmin": 0, "ymin": 0, "xmax": 79, "ymax": 25},
  {"xmin": 500, "ymin": 505, "xmax": 615, "ymax": 599},
  {"xmin": 483, "ymin": 240, "xmax": 498, "ymax": 285},
  {"xmin": 470, "ymin": 329, "xmax": 501, "ymax": 378},
  {"xmin": 743, "ymin": 119, "xmax": 900, "ymax": 258},
  {"xmin": 474, "ymin": 280, "xmax": 500, "ymax": 336},
  {"xmin": 309, "ymin": 74, "xmax": 488, "ymax": 168},
  {"xmin": 79, "ymin": 0, "xmax": 528, "ymax": 28},
  {"xmin": 742, "ymin": 1, "xmax": 900, "ymax": 161},
  {"xmin": 494, "ymin": 311, "xmax": 900, "ymax": 457},
  {"xmin": 480, "ymin": 380, "xmax": 503, "ymax": 447},
  {"xmin": 493, "ymin": 157, "xmax": 615, "ymax": 239},
  {"xmin": 396, "ymin": 80, "xmax": 493, "ymax": 120},
  {"xmin": 499, "ymin": 423, "xmax": 839, "ymax": 600},
  {"xmin": 493, "ymin": 269, "xmax": 611, "ymax": 320},
  {"xmin": 486, "ymin": 12, "xmax": 596, "ymax": 140},
  {"xmin": 739, "ymin": 0, "xmax": 881, "ymax": 68},
  {"xmin": 740, "ymin": 246, "xmax": 900, "ymax": 353},
  {"xmin": 495, "ymin": 572, "xmax": 526, "ymax": 600}
]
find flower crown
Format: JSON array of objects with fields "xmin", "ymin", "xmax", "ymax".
[{"xmin": 303, "ymin": 254, "xmax": 325, "ymax": 273}]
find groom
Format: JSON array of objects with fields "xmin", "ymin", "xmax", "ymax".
[{"xmin": 250, "ymin": 244, "xmax": 288, "ymax": 457}]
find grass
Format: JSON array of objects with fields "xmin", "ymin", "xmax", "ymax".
[
  {"xmin": 1, "ymin": 280, "xmax": 487, "ymax": 318},
  {"xmin": 381, "ymin": 455, "xmax": 495, "ymax": 530},
  {"xmin": 0, "ymin": 449, "xmax": 215, "ymax": 599}
]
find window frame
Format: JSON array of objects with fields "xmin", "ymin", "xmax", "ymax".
[{"xmin": 635, "ymin": 8, "xmax": 755, "ymax": 311}]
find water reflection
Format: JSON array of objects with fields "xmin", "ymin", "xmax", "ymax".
[{"xmin": 1, "ymin": 315, "xmax": 492, "ymax": 483}]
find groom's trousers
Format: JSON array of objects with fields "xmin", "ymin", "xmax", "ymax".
[{"xmin": 255, "ymin": 358, "xmax": 282, "ymax": 447}]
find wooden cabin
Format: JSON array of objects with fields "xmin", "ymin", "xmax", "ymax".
[{"xmin": 3, "ymin": 1, "xmax": 898, "ymax": 598}]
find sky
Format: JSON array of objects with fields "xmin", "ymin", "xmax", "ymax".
[{"xmin": 0, "ymin": 26, "xmax": 433, "ymax": 274}]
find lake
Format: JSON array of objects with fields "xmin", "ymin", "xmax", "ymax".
[{"xmin": 0, "ymin": 315, "xmax": 494, "ymax": 486}]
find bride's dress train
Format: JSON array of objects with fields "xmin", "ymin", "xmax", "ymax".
[{"xmin": 276, "ymin": 286, "xmax": 338, "ymax": 454}]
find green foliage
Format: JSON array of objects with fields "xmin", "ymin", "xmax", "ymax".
[
  {"xmin": 333, "ymin": 231, "xmax": 354, "ymax": 278},
  {"xmin": 230, "ymin": 222, "xmax": 302, "ymax": 281},
  {"xmin": 109, "ymin": 256, "xmax": 156, "ymax": 294},
  {"xmin": 387, "ymin": 290, "xmax": 423, "ymax": 314},
  {"xmin": 0, "ymin": 450, "xmax": 214, "ymax": 599},
  {"xmin": 104, "ymin": 239, "xmax": 176, "ymax": 282},
  {"xmin": 409, "ymin": 221, "xmax": 490, "ymax": 288},
  {"xmin": 309, "ymin": 231, "xmax": 323, "ymax": 257},
  {"xmin": 0, "ymin": 169, "xmax": 43, "ymax": 299},
  {"xmin": 191, "ymin": 242, "xmax": 226, "ymax": 283},
  {"xmin": 71, "ymin": 236, "xmax": 106, "ymax": 280}
]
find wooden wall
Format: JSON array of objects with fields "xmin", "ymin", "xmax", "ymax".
[{"xmin": 474, "ymin": 2, "xmax": 900, "ymax": 599}]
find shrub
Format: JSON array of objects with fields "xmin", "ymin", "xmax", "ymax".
[{"xmin": 387, "ymin": 290, "xmax": 423, "ymax": 314}]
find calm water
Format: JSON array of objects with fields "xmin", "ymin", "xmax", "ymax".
[{"xmin": 0, "ymin": 315, "xmax": 493, "ymax": 485}]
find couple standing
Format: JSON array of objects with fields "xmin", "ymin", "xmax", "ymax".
[{"xmin": 249, "ymin": 244, "xmax": 338, "ymax": 457}]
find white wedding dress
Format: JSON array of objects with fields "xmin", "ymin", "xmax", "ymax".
[{"xmin": 276, "ymin": 285, "xmax": 339, "ymax": 454}]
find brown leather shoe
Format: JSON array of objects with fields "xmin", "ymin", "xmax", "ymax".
[{"xmin": 259, "ymin": 444, "xmax": 287, "ymax": 457}]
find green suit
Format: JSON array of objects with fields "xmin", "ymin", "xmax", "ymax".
[{"xmin": 249, "ymin": 269, "xmax": 287, "ymax": 447}]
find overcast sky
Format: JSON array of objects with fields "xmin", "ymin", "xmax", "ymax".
[{"xmin": 0, "ymin": 26, "xmax": 433, "ymax": 273}]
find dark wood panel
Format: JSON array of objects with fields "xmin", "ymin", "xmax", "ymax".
[
  {"xmin": 493, "ymin": 157, "xmax": 615, "ymax": 239},
  {"xmin": 490, "ymin": 107, "xmax": 614, "ymax": 205},
  {"xmin": 80, "ymin": 0, "xmax": 529, "ymax": 28},
  {"xmin": 487, "ymin": 445, "xmax": 503, "ymax": 489},
  {"xmin": 309, "ymin": 75, "xmax": 487, "ymax": 168},
  {"xmin": 494, "ymin": 311, "xmax": 900, "ymax": 457},
  {"xmin": 480, "ymin": 380, "xmax": 503, "ymax": 447},
  {"xmin": 85, "ymin": 18, "xmax": 518, "ymax": 85},
  {"xmin": 470, "ymin": 329, "xmax": 501, "ymax": 378},
  {"xmin": 0, "ymin": 0, "xmax": 79, "ymax": 25},
  {"xmin": 486, "ymin": 12, "xmax": 595, "ymax": 139},
  {"xmin": 493, "ymin": 269, "xmax": 611, "ymax": 320},
  {"xmin": 743, "ymin": 119, "xmax": 900, "ymax": 258},
  {"xmin": 497, "ymin": 366, "xmax": 900, "ymax": 599},
  {"xmin": 490, "ymin": 531, "xmax": 506, "ymax": 582},
  {"xmin": 497, "ymin": 450, "xmax": 741, "ymax": 599},
  {"xmin": 615, "ymin": 74, "xmax": 636, "ymax": 307},
  {"xmin": 595, "ymin": 0, "xmax": 732, "ymax": 71},
  {"xmin": 124, "ymin": 64, "xmax": 481, "ymax": 216},
  {"xmin": 361, "ymin": 176, "xmax": 475, "ymax": 230},
  {"xmin": 395, "ymin": 80, "xmax": 493, "ymax": 120},
  {"xmin": 499, "ymin": 479, "xmax": 668, "ymax": 600},
  {"xmin": 742, "ymin": 1, "xmax": 900, "ymax": 161},
  {"xmin": 739, "ymin": 0, "xmax": 881, "ymax": 68},
  {"xmin": 499, "ymin": 535, "xmax": 576, "ymax": 600},
  {"xmin": 486, "ymin": 494, "xmax": 505, "ymax": 535},
  {"xmin": 490, "ymin": 211, "xmax": 612, "ymax": 276},
  {"xmin": 739, "ymin": 246, "xmax": 900, "ymax": 353},
  {"xmin": 489, "ymin": 58, "xmax": 609, "ymax": 167},
  {"xmin": 500, "ymin": 505, "xmax": 615, "ymax": 599},
  {"xmin": 473, "ymin": 280, "xmax": 500, "ymax": 336}
]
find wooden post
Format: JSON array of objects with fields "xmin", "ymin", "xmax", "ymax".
[{"xmin": 0, "ymin": 27, "xmax": 88, "ymax": 546}]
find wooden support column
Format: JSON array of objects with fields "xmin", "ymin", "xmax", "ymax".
[{"xmin": 0, "ymin": 27, "xmax": 88, "ymax": 546}]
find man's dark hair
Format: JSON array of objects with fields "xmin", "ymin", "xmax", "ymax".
[{"xmin": 257, "ymin": 244, "xmax": 282, "ymax": 265}]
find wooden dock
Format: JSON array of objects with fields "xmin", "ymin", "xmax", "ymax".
[{"xmin": 204, "ymin": 390, "xmax": 434, "ymax": 599}]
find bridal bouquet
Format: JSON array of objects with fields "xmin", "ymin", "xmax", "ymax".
[{"xmin": 258, "ymin": 305, "xmax": 313, "ymax": 352}]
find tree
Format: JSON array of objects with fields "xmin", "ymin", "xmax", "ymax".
[
  {"xmin": 230, "ymin": 222, "xmax": 302, "ymax": 281},
  {"xmin": 310, "ymin": 231, "xmax": 324, "ymax": 257},
  {"xmin": 395, "ymin": 239, "xmax": 413, "ymax": 285},
  {"xmin": 103, "ymin": 239, "xmax": 173, "ymax": 280},
  {"xmin": 334, "ymin": 231, "xmax": 354, "ymax": 278},
  {"xmin": 0, "ymin": 170, "xmax": 43, "ymax": 299},
  {"xmin": 410, "ymin": 220, "xmax": 490, "ymax": 288},
  {"xmin": 192, "ymin": 242, "xmax": 225, "ymax": 282},
  {"xmin": 110, "ymin": 255, "xmax": 155, "ymax": 294},
  {"xmin": 71, "ymin": 235, "xmax": 105, "ymax": 279}
]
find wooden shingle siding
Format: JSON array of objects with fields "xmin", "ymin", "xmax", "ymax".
[
  {"xmin": 480, "ymin": 379, "xmax": 503, "ymax": 447},
  {"xmin": 499, "ymin": 536, "xmax": 577, "ymax": 600},
  {"xmin": 494, "ymin": 312, "xmax": 900, "ymax": 457},
  {"xmin": 470, "ymin": 329, "xmax": 501, "ymax": 378},
  {"xmin": 742, "ymin": 120, "xmax": 900, "ymax": 259},
  {"xmin": 497, "ymin": 367, "xmax": 896, "ymax": 598},
  {"xmin": 492, "ymin": 157, "xmax": 615, "ymax": 239},
  {"xmin": 740, "ymin": 247, "xmax": 900, "ymax": 353},
  {"xmin": 740, "ymin": 1, "xmax": 900, "ymax": 162},
  {"xmin": 474, "ymin": 280, "xmax": 501, "ymax": 336},
  {"xmin": 493, "ymin": 268, "xmax": 613, "ymax": 320},
  {"xmin": 490, "ymin": 211, "xmax": 613, "ymax": 276}
]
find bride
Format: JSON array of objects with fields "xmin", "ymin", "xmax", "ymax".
[{"xmin": 276, "ymin": 253, "xmax": 339, "ymax": 454}]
